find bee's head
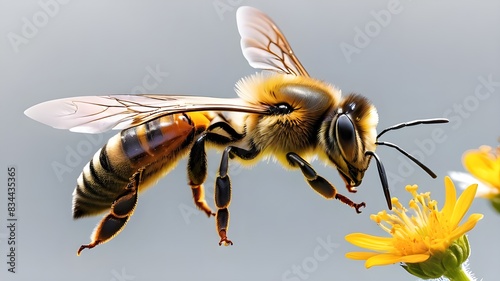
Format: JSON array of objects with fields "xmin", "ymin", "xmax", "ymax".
[
  {"xmin": 320, "ymin": 93, "xmax": 448, "ymax": 209},
  {"xmin": 319, "ymin": 93, "xmax": 379, "ymax": 189}
]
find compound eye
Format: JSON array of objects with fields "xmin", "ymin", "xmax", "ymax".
[{"xmin": 336, "ymin": 114, "xmax": 356, "ymax": 161}]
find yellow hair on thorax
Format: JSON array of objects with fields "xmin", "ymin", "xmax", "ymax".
[{"xmin": 235, "ymin": 72, "xmax": 340, "ymax": 107}]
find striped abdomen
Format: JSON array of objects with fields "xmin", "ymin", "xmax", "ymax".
[{"xmin": 72, "ymin": 113, "xmax": 211, "ymax": 218}]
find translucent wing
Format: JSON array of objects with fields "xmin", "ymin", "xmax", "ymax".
[
  {"xmin": 25, "ymin": 94, "xmax": 269, "ymax": 134},
  {"xmin": 236, "ymin": 6, "xmax": 309, "ymax": 77}
]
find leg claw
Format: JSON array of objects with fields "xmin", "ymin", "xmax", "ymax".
[
  {"xmin": 218, "ymin": 230, "xmax": 233, "ymax": 246},
  {"xmin": 354, "ymin": 202, "xmax": 366, "ymax": 214},
  {"xmin": 204, "ymin": 209, "xmax": 215, "ymax": 217},
  {"xmin": 77, "ymin": 240, "xmax": 100, "ymax": 256},
  {"xmin": 218, "ymin": 238, "xmax": 233, "ymax": 246}
]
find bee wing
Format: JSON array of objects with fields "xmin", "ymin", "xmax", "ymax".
[
  {"xmin": 236, "ymin": 6, "xmax": 309, "ymax": 77},
  {"xmin": 25, "ymin": 94, "xmax": 269, "ymax": 134}
]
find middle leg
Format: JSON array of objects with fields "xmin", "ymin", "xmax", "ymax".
[
  {"xmin": 186, "ymin": 121, "xmax": 245, "ymax": 217},
  {"xmin": 187, "ymin": 133, "xmax": 215, "ymax": 217}
]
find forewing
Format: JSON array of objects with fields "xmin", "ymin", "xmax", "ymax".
[
  {"xmin": 236, "ymin": 6, "xmax": 309, "ymax": 77},
  {"xmin": 25, "ymin": 94, "xmax": 268, "ymax": 134}
]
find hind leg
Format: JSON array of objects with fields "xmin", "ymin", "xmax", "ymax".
[{"xmin": 77, "ymin": 169, "xmax": 142, "ymax": 255}]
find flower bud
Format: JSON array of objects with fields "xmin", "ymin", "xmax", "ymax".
[{"xmin": 489, "ymin": 194, "xmax": 500, "ymax": 214}]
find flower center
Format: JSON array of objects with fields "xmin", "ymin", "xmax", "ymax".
[{"xmin": 372, "ymin": 185, "xmax": 453, "ymax": 256}]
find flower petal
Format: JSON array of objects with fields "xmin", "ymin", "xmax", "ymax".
[
  {"xmin": 345, "ymin": 177, "xmax": 483, "ymax": 273},
  {"xmin": 475, "ymin": 182, "xmax": 499, "ymax": 198},
  {"xmin": 448, "ymin": 171, "xmax": 477, "ymax": 190},
  {"xmin": 345, "ymin": 233, "xmax": 393, "ymax": 252},
  {"xmin": 463, "ymin": 148, "xmax": 500, "ymax": 188},
  {"xmin": 449, "ymin": 213, "xmax": 484, "ymax": 241},
  {"xmin": 450, "ymin": 184, "xmax": 478, "ymax": 228},
  {"xmin": 365, "ymin": 253, "xmax": 430, "ymax": 268},
  {"xmin": 442, "ymin": 176, "xmax": 457, "ymax": 216},
  {"xmin": 449, "ymin": 171, "xmax": 498, "ymax": 198},
  {"xmin": 345, "ymin": 251, "xmax": 379, "ymax": 260}
]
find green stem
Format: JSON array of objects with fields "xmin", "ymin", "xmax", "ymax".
[
  {"xmin": 444, "ymin": 266, "xmax": 471, "ymax": 281},
  {"xmin": 489, "ymin": 194, "xmax": 500, "ymax": 213}
]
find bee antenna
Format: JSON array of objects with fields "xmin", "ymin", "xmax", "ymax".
[
  {"xmin": 376, "ymin": 118, "xmax": 449, "ymax": 139},
  {"xmin": 375, "ymin": 141, "xmax": 437, "ymax": 178},
  {"xmin": 375, "ymin": 117, "xmax": 448, "ymax": 179},
  {"xmin": 365, "ymin": 151, "xmax": 392, "ymax": 210}
]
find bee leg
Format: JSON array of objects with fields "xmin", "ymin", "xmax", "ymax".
[
  {"xmin": 215, "ymin": 145, "xmax": 259, "ymax": 246},
  {"xmin": 286, "ymin": 152, "xmax": 366, "ymax": 214},
  {"xmin": 77, "ymin": 169, "xmax": 142, "ymax": 256},
  {"xmin": 188, "ymin": 134, "xmax": 214, "ymax": 217},
  {"xmin": 187, "ymin": 119, "xmax": 246, "ymax": 217}
]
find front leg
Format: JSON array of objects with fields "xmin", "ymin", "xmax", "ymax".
[
  {"xmin": 286, "ymin": 152, "xmax": 365, "ymax": 213},
  {"xmin": 77, "ymin": 169, "xmax": 142, "ymax": 255},
  {"xmin": 215, "ymin": 145, "xmax": 259, "ymax": 246}
]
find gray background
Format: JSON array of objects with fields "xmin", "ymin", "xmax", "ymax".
[{"xmin": 1, "ymin": 0, "xmax": 500, "ymax": 280}]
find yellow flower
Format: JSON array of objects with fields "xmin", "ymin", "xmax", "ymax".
[
  {"xmin": 450, "ymin": 145, "xmax": 500, "ymax": 212},
  {"xmin": 345, "ymin": 177, "xmax": 483, "ymax": 278}
]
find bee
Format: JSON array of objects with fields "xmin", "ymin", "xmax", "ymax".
[{"xmin": 25, "ymin": 6, "xmax": 448, "ymax": 255}]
